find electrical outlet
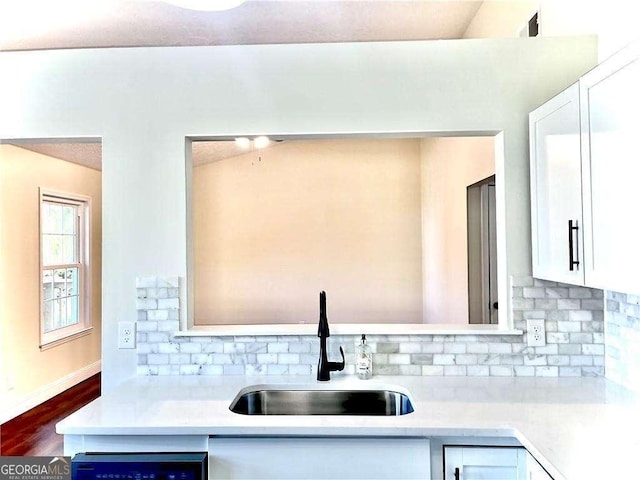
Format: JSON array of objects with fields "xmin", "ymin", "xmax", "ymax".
[
  {"xmin": 118, "ymin": 321, "xmax": 136, "ymax": 349},
  {"xmin": 526, "ymin": 319, "xmax": 546, "ymax": 347}
]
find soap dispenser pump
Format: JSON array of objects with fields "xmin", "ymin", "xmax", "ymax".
[{"xmin": 356, "ymin": 334, "xmax": 373, "ymax": 380}]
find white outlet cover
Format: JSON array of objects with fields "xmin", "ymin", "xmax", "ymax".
[
  {"xmin": 526, "ymin": 319, "xmax": 546, "ymax": 347},
  {"xmin": 118, "ymin": 321, "xmax": 136, "ymax": 349}
]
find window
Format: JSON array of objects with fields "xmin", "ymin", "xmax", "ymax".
[{"xmin": 40, "ymin": 190, "xmax": 92, "ymax": 348}]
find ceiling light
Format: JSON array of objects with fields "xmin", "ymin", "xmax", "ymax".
[
  {"xmin": 235, "ymin": 137, "xmax": 251, "ymax": 149},
  {"xmin": 253, "ymin": 136, "xmax": 270, "ymax": 149},
  {"xmin": 161, "ymin": 0, "xmax": 246, "ymax": 11}
]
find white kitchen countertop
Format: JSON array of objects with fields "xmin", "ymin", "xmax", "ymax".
[{"xmin": 57, "ymin": 375, "xmax": 640, "ymax": 480}]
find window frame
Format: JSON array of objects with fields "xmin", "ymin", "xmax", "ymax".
[{"xmin": 39, "ymin": 188, "xmax": 93, "ymax": 349}]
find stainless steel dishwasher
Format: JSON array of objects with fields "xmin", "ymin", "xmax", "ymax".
[{"xmin": 71, "ymin": 452, "xmax": 207, "ymax": 480}]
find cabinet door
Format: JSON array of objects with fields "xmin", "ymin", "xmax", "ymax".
[
  {"xmin": 444, "ymin": 446, "xmax": 527, "ymax": 480},
  {"xmin": 209, "ymin": 437, "xmax": 431, "ymax": 480},
  {"xmin": 580, "ymin": 41, "xmax": 640, "ymax": 293},
  {"xmin": 529, "ymin": 83, "xmax": 584, "ymax": 285}
]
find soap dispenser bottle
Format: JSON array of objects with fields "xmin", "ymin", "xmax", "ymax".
[{"xmin": 356, "ymin": 334, "xmax": 373, "ymax": 380}]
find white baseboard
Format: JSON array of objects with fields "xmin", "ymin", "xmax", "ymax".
[{"xmin": 0, "ymin": 360, "xmax": 101, "ymax": 424}]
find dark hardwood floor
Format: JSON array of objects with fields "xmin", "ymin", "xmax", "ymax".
[{"xmin": 0, "ymin": 373, "xmax": 101, "ymax": 456}]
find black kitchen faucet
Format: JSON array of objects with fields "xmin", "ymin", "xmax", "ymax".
[{"xmin": 317, "ymin": 291, "xmax": 345, "ymax": 381}]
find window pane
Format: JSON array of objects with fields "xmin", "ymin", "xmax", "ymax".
[
  {"xmin": 42, "ymin": 270, "xmax": 54, "ymax": 301},
  {"xmin": 51, "ymin": 298, "xmax": 60, "ymax": 330},
  {"xmin": 43, "ymin": 300, "xmax": 53, "ymax": 333},
  {"xmin": 59, "ymin": 297, "xmax": 67, "ymax": 327},
  {"xmin": 66, "ymin": 268, "xmax": 78, "ymax": 296},
  {"xmin": 53, "ymin": 269, "xmax": 66, "ymax": 298},
  {"xmin": 62, "ymin": 235, "xmax": 76, "ymax": 263},
  {"xmin": 46, "ymin": 203, "xmax": 63, "ymax": 234},
  {"xmin": 43, "ymin": 234, "xmax": 64, "ymax": 266},
  {"xmin": 66, "ymin": 295, "xmax": 79, "ymax": 327},
  {"xmin": 62, "ymin": 206, "xmax": 76, "ymax": 234}
]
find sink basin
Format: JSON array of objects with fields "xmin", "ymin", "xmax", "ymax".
[{"xmin": 229, "ymin": 386, "xmax": 414, "ymax": 416}]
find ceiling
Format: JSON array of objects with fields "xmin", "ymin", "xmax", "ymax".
[
  {"xmin": 3, "ymin": 0, "xmax": 495, "ymax": 168},
  {"xmin": 5, "ymin": 140, "xmax": 285, "ymax": 170},
  {"xmin": 1, "ymin": 0, "xmax": 485, "ymax": 51}
]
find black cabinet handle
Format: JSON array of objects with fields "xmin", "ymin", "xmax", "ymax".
[
  {"xmin": 454, "ymin": 467, "xmax": 460, "ymax": 480},
  {"xmin": 568, "ymin": 219, "xmax": 580, "ymax": 271}
]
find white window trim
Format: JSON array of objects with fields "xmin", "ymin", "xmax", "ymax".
[{"xmin": 39, "ymin": 188, "xmax": 93, "ymax": 349}]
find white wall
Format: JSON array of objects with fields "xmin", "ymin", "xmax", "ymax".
[
  {"xmin": 0, "ymin": 38, "xmax": 597, "ymax": 391},
  {"xmin": 420, "ymin": 137, "xmax": 495, "ymax": 324},
  {"xmin": 540, "ymin": 0, "xmax": 640, "ymax": 61}
]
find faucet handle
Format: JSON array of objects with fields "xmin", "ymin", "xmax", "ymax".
[{"xmin": 328, "ymin": 346, "xmax": 345, "ymax": 372}]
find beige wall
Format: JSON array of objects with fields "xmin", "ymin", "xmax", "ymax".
[
  {"xmin": 193, "ymin": 138, "xmax": 424, "ymax": 325},
  {"xmin": 464, "ymin": 1, "xmax": 539, "ymax": 38},
  {"xmin": 420, "ymin": 137, "xmax": 495, "ymax": 324},
  {"xmin": 465, "ymin": 0, "xmax": 638, "ymax": 62},
  {"xmin": 0, "ymin": 145, "xmax": 101, "ymax": 417}
]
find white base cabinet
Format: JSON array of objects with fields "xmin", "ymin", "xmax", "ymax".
[
  {"xmin": 443, "ymin": 446, "xmax": 553, "ymax": 480},
  {"xmin": 444, "ymin": 446, "xmax": 527, "ymax": 480},
  {"xmin": 208, "ymin": 437, "xmax": 431, "ymax": 480},
  {"xmin": 64, "ymin": 434, "xmax": 554, "ymax": 480}
]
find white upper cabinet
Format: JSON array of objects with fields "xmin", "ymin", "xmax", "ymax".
[
  {"xmin": 580, "ymin": 42, "xmax": 640, "ymax": 293},
  {"xmin": 530, "ymin": 83, "xmax": 585, "ymax": 285},
  {"xmin": 530, "ymin": 40, "xmax": 640, "ymax": 293}
]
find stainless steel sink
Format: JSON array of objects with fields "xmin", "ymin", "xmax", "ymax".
[{"xmin": 229, "ymin": 386, "xmax": 414, "ymax": 416}]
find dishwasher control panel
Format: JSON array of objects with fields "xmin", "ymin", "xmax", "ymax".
[{"xmin": 71, "ymin": 452, "xmax": 207, "ymax": 480}]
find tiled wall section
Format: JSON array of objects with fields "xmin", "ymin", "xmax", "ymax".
[
  {"xmin": 605, "ymin": 291, "xmax": 640, "ymax": 392},
  {"xmin": 135, "ymin": 276, "xmax": 604, "ymax": 377}
]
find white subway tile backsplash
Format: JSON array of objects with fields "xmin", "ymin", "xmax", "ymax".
[
  {"xmin": 224, "ymin": 365, "xmax": 245, "ymax": 375},
  {"xmin": 169, "ymin": 354, "xmax": 190, "ymax": 365},
  {"xmin": 156, "ymin": 321, "xmax": 178, "ymax": 332},
  {"xmin": 433, "ymin": 354, "xmax": 456, "ymax": 365},
  {"xmin": 421, "ymin": 343, "xmax": 445, "ymax": 354},
  {"xmin": 158, "ymin": 343, "xmax": 179, "ymax": 354},
  {"xmin": 535, "ymin": 366, "xmax": 558, "ymax": 377},
  {"xmin": 399, "ymin": 342, "xmax": 422, "ymax": 354},
  {"xmin": 135, "ymin": 275, "xmax": 605, "ymax": 379},
  {"xmin": 256, "ymin": 353, "xmax": 278, "ymax": 364},
  {"xmin": 467, "ymin": 365, "xmax": 490, "ymax": 376},
  {"xmin": 466, "ymin": 343, "xmax": 490, "ymax": 354},
  {"xmin": 488, "ymin": 343, "xmax": 512, "ymax": 354},
  {"xmin": 147, "ymin": 310, "xmax": 169, "ymax": 321},
  {"xmin": 606, "ymin": 290, "xmax": 640, "ymax": 392},
  {"xmin": 158, "ymin": 298, "xmax": 179, "ymax": 310},
  {"xmin": 559, "ymin": 366, "xmax": 582, "ymax": 377},
  {"xmin": 422, "ymin": 366, "xmax": 444, "ymax": 376},
  {"xmin": 267, "ymin": 343, "xmax": 289, "ymax": 353},
  {"xmin": 443, "ymin": 343, "xmax": 467, "ymax": 354},
  {"xmin": 278, "ymin": 353, "xmax": 300, "ymax": 364},
  {"xmin": 444, "ymin": 366, "xmax": 466, "ymax": 376},
  {"xmin": 489, "ymin": 366, "xmax": 513, "ymax": 376},
  {"xmin": 148, "ymin": 354, "xmax": 169, "ymax": 365},
  {"xmin": 136, "ymin": 298, "xmax": 157, "ymax": 310},
  {"xmin": 514, "ymin": 366, "xmax": 535, "ymax": 376}
]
